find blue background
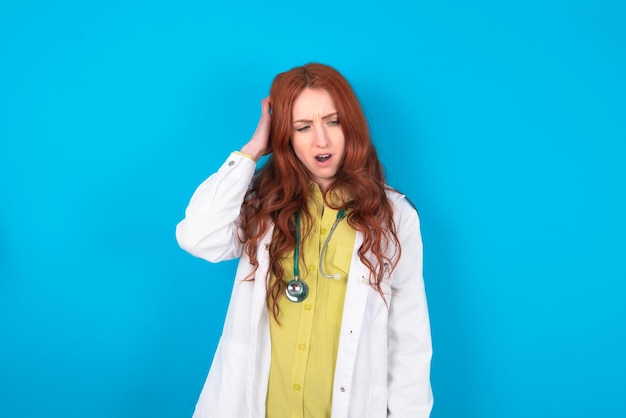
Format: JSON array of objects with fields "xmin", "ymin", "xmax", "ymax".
[{"xmin": 1, "ymin": 0, "xmax": 625, "ymax": 417}]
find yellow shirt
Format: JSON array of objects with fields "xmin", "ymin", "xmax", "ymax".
[{"xmin": 265, "ymin": 184, "xmax": 356, "ymax": 418}]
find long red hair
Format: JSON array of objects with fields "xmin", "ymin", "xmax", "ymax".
[{"xmin": 239, "ymin": 63, "xmax": 401, "ymax": 318}]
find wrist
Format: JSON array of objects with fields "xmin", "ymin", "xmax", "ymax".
[
  {"xmin": 234, "ymin": 150, "xmax": 256, "ymax": 161},
  {"xmin": 240, "ymin": 142, "xmax": 264, "ymax": 162}
]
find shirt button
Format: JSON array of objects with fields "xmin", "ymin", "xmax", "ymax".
[
  {"xmin": 339, "ymin": 386, "xmax": 346, "ymax": 392},
  {"xmin": 293, "ymin": 384, "xmax": 301, "ymax": 391},
  {"xmin": 304, "ymin": 303, "xmax": 312, "ymax": 311},
  {"xmin": 320, "ymin": 227, "xmax": 327, "ymax": 234},
  {"xmin": 228, "ymin": 160, "xmax": 235, "ymax": 166},
  {"xmin": 298, "ymin": 343, "xmax": 306, "ymax": 350},
  {"xmin": 264, "ymin": 243, "xmax": 270, "ymax": 250},
  {"xmin": 308, "ymin": 264, "xmax": 316, "ymax": 272}
]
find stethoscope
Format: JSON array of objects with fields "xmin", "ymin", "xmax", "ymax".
[{"xmin": 285, "ymin": 208, "xmax": 347, "ymax": 303}]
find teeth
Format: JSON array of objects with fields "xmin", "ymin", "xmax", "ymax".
[{"xmin": 316, "ymin": 154, "xmax": 330, "ymax": 162}]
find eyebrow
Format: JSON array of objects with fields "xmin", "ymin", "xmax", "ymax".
[{"xmin": 293, "ymin": 112, "xmax": 338, "ymax": 124}]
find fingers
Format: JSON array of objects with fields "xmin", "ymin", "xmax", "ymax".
[{"xmin": 260, "ymin": 97, "xmax": 271, "ymax": 117}]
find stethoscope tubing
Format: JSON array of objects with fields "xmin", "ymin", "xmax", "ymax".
[
  {"xmin": 319, "ymin": 209, "xmax": 345, "ymax": 280},
  {"xmin": 285, "ymin": 209, "xmax": 346, "ymax": 302}
]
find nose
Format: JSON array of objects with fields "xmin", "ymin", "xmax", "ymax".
[{"xmin": 313, "ymin": 125, "xmax": 329, "ymax": 147}]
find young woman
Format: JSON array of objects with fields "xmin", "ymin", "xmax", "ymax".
[{"xmin": 176, "ymin": 63, "xmax": 433, "ymax": 418}]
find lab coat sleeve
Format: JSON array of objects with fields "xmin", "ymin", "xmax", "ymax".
[
  {"xmin": 175, "ymin": 152, "xmax": 257, "ymax": 262},
  {"xmin": 387, "ymin": 199, "xmax": 433, "ymax": 417}
]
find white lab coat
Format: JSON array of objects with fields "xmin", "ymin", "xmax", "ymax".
[{"xmin": 176, "ymin": 152, "xmax": 433, "ymax": 418}]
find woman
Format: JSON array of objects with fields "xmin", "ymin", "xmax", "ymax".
[{"xmin": 176, "ymin": 63, "xmax": 432, "ymax": 418}]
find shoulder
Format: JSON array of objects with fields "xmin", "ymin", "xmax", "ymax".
[{"xmin": 385, "ymin": 187, "xmax": 419, "ymax": 217}]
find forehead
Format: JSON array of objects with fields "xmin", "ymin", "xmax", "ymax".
[{"xmin": 292, "ymin": 88, "xmax": 337, "ymax": 118}]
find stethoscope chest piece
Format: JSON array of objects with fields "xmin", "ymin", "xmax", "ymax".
[{"xmin": 285, "ymin": 279, "xmax": 308, "ymax": 303}]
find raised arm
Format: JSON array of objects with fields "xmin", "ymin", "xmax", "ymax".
[{"xmin": 175, "ymin": 98, "xmax": 272, "ymax": 262}]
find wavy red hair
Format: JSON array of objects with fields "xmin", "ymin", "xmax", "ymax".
[{"xmin": 239, "ymin": 63, "xmax": 401, "ymax": 319}]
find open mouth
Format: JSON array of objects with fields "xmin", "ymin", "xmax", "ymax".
[{"xmin": 315, "ymin": 154, "xmax": 331, "ymax": 162}]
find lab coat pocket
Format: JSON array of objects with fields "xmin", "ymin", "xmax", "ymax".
[
  {"xmin": 367, "ymin": 385, "xmax": 389, "ymax": 418},
  {"xmin": 220, "ymin": 340, "xmax": 250, "ymax": 388},
  {"xmin": 327, "ymin": 246, "xmax": 351, "ymax": 325},
  {"xmin": 365, "ymin": 280, "xmax": 391, "ymax": 325},
  {"xmin": 196, "ymin": 340, "xmax": 249, "ymax": 417}
]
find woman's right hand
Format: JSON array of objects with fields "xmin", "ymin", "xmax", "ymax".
[{"xmin": 241, "ymin": 97, "xmax": 272, "ymax": 161}]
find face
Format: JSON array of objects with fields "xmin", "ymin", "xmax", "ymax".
[{"xmin": 291, "ymin": 88, "xmax": 345, "ymax": 190}]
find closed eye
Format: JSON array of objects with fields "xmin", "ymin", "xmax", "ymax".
[
  {"xmin": 295, "ymin": 125, "xmax": 310, "ymax": 132},
  {"xmin": 328, "ymin": 119, "xmax": 340, "ymax": 126}
]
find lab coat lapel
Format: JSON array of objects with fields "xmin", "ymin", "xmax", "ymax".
[
  {"xmin": 251, "ymin": 224, "xmax": 273, "ymax": 324},
  {"xmin": 331, "ymin": 231, "xmax": 369, "ymax": 418},
  {"xmin": 344, "ymin": 231, "xmax": 369, "ymax": 320},
  {"xmin": 246, "ymin": 225, "xmax": 274, "ymax": 417}
]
